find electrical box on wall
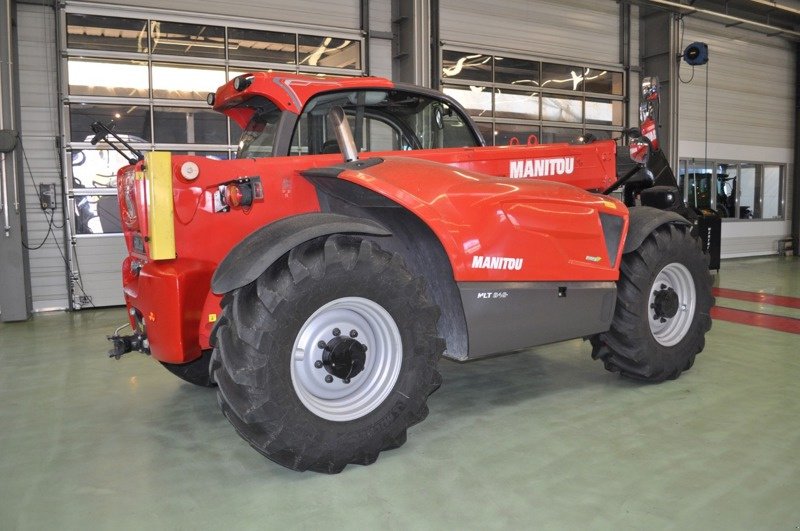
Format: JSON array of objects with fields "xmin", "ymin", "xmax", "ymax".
[{"xmin": 39, "ymin": 183, "xmax": 56, "ymax": 210}]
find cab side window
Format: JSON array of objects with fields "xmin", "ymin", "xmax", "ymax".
[{"xmin": 290, "ymin": 89, "xmax": 478, "ymax": 155}]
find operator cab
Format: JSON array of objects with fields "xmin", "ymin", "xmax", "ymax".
[{"xmin": 233, "ymin": 87, "xmax": 483, "ymax": 159}]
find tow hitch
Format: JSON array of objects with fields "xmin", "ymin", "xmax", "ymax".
[{"xmin": 107, "ymin": 319, "xmax": 149, "ymax": 359}]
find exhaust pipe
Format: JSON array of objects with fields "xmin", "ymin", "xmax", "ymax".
[{"xmin": 327, "ymin": 106, "xmax": 359, "ymax": 163}]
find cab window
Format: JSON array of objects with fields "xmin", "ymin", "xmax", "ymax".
[{"xmin": 290, "ymin": 89, "xmax": 479, "ymax": 156}]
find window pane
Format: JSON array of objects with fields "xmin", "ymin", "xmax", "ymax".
[
  {"xmin": 68, "ymin": 58, "xmax": 149, "ymax": 98},
  {"xmin": 738, "ymin": 164, "xmax": 758, "ymax": 219},
  {"xmin": 229, "ymin": 28, "xmax": 296, "ymax": 64},
  {"xmin": 716, "ymin": 164, "xmax": 737, "ymax": 218},
  {"xmin": 542, "ymin": 95, "xmax": 582, "ymax": 122},
  {"xmin": 584, "ymin": 129, "xmax": 614, "ymax": 141},
  {"xmin": 150, "ymin": 21, "xmax": 225, "ymax": 59},
  {"xmin": 66, "ymin": 14, "xmax": 148, "ymax": 54},
  {"xmin": 474, "ymin": 121, "xmax": 494, "ymax": 145},
  {"xmin": 542, "ymin": 63, "xmax": 583, "ymax": 91},
  {"xmin": 541, "ymin": 126, "xmax": 582, "ymax": 144},
  {"xmin": 171, "ymin": 150, "xmax": 231, "ymax": 160},
  {"xmin": 298, "ymin": 35, "xmax": 360, "ymax": 70},
  {"xmin": 441, "ymin": 50, "xmax": 492, "ymax": 83},
  {"xmin": 74, "ymin": 194, "xmax": 122, "ymax": 234},
  {"xmin": 71, "ymin": 148, "xmax": 133, "ymax": 189},
  {"xmin": 762, "ymin": 165, "xmax": 783, "ymax": 219},
  {"xmin": 494, "ymin": 89, "xmax": 539, "ymax": 120},
  {"xmin": 442, "ymin": 85, "xmax": 492, "ymax": 118},
  {"xmin": 152, "ymin": 63, "xmax": 226, "ymax": 100},
  {"xmin": 586, "ymin": 98, "xmax": 622, "ymax": 126},
  {"xmin": 584, "ymin": 69, "xmax": 623, "ymax": 95},
  {"xmin": 69, "ymin": 103, "xmax": 150, "ymax": 143},
  {"xmin": 494, "ymin": 123, "xmax": 540, "ymax": 147},
  {"xmin": 153, "ymin": 107, "xmax": 227, "ymax": 144},
  {"xmin": 494, "ymin": 56, "xmax": 539, "ymax": 87}
]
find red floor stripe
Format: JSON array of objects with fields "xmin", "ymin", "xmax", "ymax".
[
  {"xmin": 711, "ymin": 306, "xmax": 800, "ymax": 334},
  {"xmin": 712, "ymin": 287, "xmax": 800, "ymax": 309}
]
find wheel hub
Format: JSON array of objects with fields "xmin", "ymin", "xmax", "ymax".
[
  {"xmin": 651, "ymin": 284, "xmax": 680, "ymax": 321},
  {"xmin": 321, "ymin": 336, "xmax": 367, "ymax": 381}
]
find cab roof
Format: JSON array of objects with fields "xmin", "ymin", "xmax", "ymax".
[{"xmin": 211, "ymin": 72, "xmax": 395, "ymax": 121}]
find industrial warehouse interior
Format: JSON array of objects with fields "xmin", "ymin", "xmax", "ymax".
[{"xmin": 1, "ymin": 0, "xmax": 798, "ymax": 528}]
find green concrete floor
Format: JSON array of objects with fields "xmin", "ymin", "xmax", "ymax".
[{"xmin": 1, "ymin": 256, "xmax": 798, "ymax": 530}]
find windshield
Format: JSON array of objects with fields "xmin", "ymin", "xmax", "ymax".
[{"xmin": 237, "ymin": 99, "xmax": 282, "ymax": 158}]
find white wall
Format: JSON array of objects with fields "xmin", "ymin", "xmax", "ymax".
[{"xmin": 678, "ymin": 18, "xmax": 794, "ymax": 257}]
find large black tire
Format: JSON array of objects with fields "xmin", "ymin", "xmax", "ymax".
[
  {"xmin": 590, "ymin": 223, "xmax": 713, "ymax": 382},
  {"xmin": 210, "ymin": 235, "xmax": 443, "ymax": 473},
  {"xmin": 160, "ymin": 349, "xmax": 215, "ymax": 387}
]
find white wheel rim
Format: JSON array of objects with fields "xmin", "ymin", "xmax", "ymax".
[
  {"xmin": 648, "ymin": 262, "xmax": 697, "ymax": 347},
  {"xmin": 290, "ymin": 297, "xmax": 403, "ymax": 422}
]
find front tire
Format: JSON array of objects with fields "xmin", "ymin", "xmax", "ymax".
[
  {"xmin": 591, "ymin": 223, "xmax": 713, "ymax": 382},
  {"xmin": 211, "ymin": 235, "xmax": 443, "ymax": 473}
]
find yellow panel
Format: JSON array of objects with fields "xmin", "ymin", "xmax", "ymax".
[{"xmin": 144, "ymin": 151, "xmax": 176, "ymax": 260}]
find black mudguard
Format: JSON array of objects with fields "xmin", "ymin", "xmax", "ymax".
[
  {"xmin": 623, "ymin": 206, "xmax": 691, "ymax": 254},
  {"xmin": 211, "ymin": 212, "xmax": 391, "ymax": 294}
]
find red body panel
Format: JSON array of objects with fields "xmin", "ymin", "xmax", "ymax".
[
  {"xmin": 337, "ymin": 157, "xmax": 627, "ymax": 282},
  {"xmin": 119, "ymin": 73, "xmax": 626, "ymax": 364}
]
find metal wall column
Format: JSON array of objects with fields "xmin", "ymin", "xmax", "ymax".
[
  {"xmin": 391, "ymin": 0, "xmax": 431, "ymax": 87},
  {"xmin": 640, "ymin": 8, "xmax": 681, "ymax": 170},
  {"xmin": 793, "ymin": 41, "xmax": 800, "ymax": 256},
  {"xmin": 0, "ymin": 0, "xmax": 33, "ymax": 321}
]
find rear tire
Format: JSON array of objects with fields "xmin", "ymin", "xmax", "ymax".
[
  {"xmin": 591, "ymin": 223, "xmax": 713, "ymax": 382},
  {"xmin": 160, "ymin": 349, "xmax": 215, "ymax": 387},
  {"xmin": 211, "ymin": 235, "xmax": 443, "ymax": 473}
]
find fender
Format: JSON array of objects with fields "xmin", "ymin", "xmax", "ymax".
[
  {"xmin": 623, "ymin": 206, "xmax": 691, "ymax": 254},
  {"xmin": 211, "ymin": 213, "xmax": 391, "ymax": 294}
]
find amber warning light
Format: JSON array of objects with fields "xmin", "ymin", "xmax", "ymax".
[{"xmin": 214, "ymin": 177, "xmax": 264, "ymax": 212}]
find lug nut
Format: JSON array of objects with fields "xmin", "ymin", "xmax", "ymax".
[
  {"xmin": 362, "ymin": 344, "xmax": 368, "ymax": 351},
  {"xmin": 317, "ymin": 340, "xmax": 327, "ymax": 349},
  {"xmin": 314, "ymin": 360, "xmax": 323, "ymax": 369},
  {"xmin": 325, "ymin": 375, "xmax": 333, "ymax": 383},
  {"xmin": 343, "ymin": 378, "xmax": 351, "ymax": 384},
  {"xmin": 349, "ymin": 330, "xmax": 358, "ymax": 338},
  {"xmin": 332, "ymin": 328, "xmax": 341, "ymax": 336}
]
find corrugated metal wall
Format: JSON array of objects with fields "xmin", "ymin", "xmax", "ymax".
[
  {"xmin": 17, "ymin": 4, "xmax": 69, "ymax": 311},
  {"xmin": 677, "ymin": 18, "xmax": 794, "ymax": 257},
  {"xmin": 439, "ymin": 0, "xmax": 620, "ymax": 65},
  {"xmin": 88, "ymin": 0, "xmax": 360, "ymax": 31},
  {"xmin": 678, "ymin": 19, "xmax": 794, "ymax": 151}
]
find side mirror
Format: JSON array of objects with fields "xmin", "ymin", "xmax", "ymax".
[{"xmin": 629, "ymin": 138, "xmax": 650, "ymax": 165}]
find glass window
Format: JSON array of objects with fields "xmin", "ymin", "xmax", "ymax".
[
  {"xmin": 494, "ymin": 89, "xmax": 539, "ymax": 120},
  {"xmin": 584, "ymin": 129, "xmax": 614, "ymax": 141},
  {"xmin": 738, "ymin": 163, "xmax": 758, "ymax": 219},
  {"xmin": 69, "ymin": 103, "xmax": 150, "ymax": 143},
  {"xmin": 473, "ymin": 121, "xmax": 494, "ymax": 145},
  {"xmin": 290, "ymin": 89, "xmax": 479, "ymax": 155},
  {"xmin": 71, "ymin": 148, "xmax": 133, "ymax": 189},
  {"xmin": 494, "ymin": 123, "xmax": 540, "ymax": 147},
  {"xmin": 441, "ymin": 50, "xmax": 492, "ymax": 83},
  {"xmin": 584, "ymin": 69, "xmax": 623, "ymax": 95},
  {"xmin": 152, "ymin": 63, "xmax": 226, "ymax": 100},
  {"xmin": 542, "ymin": 95, "xmax": 582, "ymax": 123},
  {"xmin": 762, "ymin": 165, "xmax": 783, "ymax": 219},
  {"xmin": 153, "ymin": 107, "xmax": 227, "ymax": 144},
  {"xmin": 66, "ymin": 14, "xmax": 148, "ymax": 54},
  {"xmin": 541, "ymin": 63, "xmax": 583, "ymax": 91},
  {"xmin": 237, "ymin": 99, "xmax": 282, "ymax": 158},
  {"xmin": 68, "ymin": 58, "xmax": 149, "ymax": 98},
  {"xmin": 586, "ymin": 98, "xmax": 623, "ymax": 126},
  {"xmin": 540, "ymin": 126, "xmax": 582, "ymax": 144},
  {"xmin": 298, "ymin": 35, "xmax": 360, "ymax": 70},
  {"xmin": 228, "ymin": 28, "xmax": 296, "ymax": 65},
  {"xmin": 73, "ymin": 194, "xmax": 122, "ymax": 234},
  {"xmin": 494, "ymin": 56, "xmax": 539, "ymax": 87},
  {"xmin": 150, "ymin": 21, "xmax": 225, "ymax": 59},
  {"xmin": 442, "ymin": 85, "xmax": 492, "ymax": 118}
]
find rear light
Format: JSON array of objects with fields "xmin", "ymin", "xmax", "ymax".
[{"xmin": 120, "ymin": 168, "xmax": 138, "ymax": 230}]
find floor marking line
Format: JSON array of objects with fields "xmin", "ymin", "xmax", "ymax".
[
  {"xmin": 713, "ymin": 287, "xmax": 800, "ymax": 309},
  {"xmin": 711, "ymin": 306, "xmax": 800, "ymax": 334}
]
